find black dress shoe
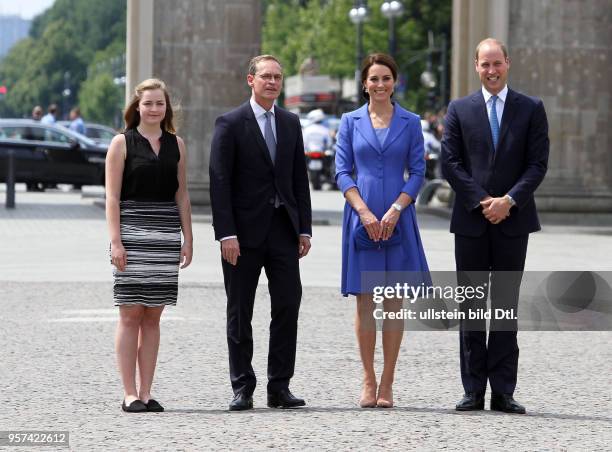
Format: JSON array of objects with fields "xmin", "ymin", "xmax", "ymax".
[
  {"xmin": 455, "ymin": 393, "xmax": 485, "ymax": 411},
  {"xmin": 267, "ymin": 389, "xmax": 306, "ymax": 408},
  {"xmin": 122, "ymin": 399, "xmax": 147, "ymax": 413},
  {"xmin": 491, "ymin": 393, "xmax": 526, "ymax": 414},
  {"xmin": 229, "ymin": 393, "xmax": 253, "ymax": 411},
  {"xmin": 145, "ymin": 399, "xmax": 164, "ymax": 412}
]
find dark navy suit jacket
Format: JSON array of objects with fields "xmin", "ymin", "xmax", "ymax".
[
  {"xmin": 209, "ymin": 101, "xmax": 312, "ymax": 247},
  {"xmin": 441, "ymin": 88, "xmax": 549, "ymax": 237}
]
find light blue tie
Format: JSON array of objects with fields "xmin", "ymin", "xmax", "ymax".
[
  {"xmin": 489, "ymin": 95, "xmax": 500, "ymax": 150},
  {"xmin": 264, "ymin": 111, "xmax": 276, "ymax": 164}
]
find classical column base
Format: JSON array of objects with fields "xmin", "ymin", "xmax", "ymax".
[
  {"xmin": 536, "ymin": 193, "xmax": 612, "ymax": 213},
  {"xmin": 188, "ymin": 181, "xmax": 210, "ymax": 206}
]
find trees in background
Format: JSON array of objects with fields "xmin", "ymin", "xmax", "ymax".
[
  {"xmin": 1, "ymin": 0, "xmax": 450, "ymax": 121},
  {"xmin": 262, "ymin": 0, "xmax": 451, "ymax": 112},
  {"xmin": 0, "ymin": 0, "xmax": 126, "ymax": 126}
]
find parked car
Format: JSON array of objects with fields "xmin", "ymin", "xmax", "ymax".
[
  {"xmin": 0, "ymin": 119, "xmax": 107, "ymax": 190},
  {"xmin": 57, "ymin": 120, "xmax": 117, "ymax": 146}
]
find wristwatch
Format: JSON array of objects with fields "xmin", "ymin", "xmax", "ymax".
[
  {"xmin": 505, "ymin": 194, "xmax": 516, "ymax": 207},
  {"xmin": 391, "ymin": 203, "xmax": 403, "ymax": 212}
]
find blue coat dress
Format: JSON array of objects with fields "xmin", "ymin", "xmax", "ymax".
[{"xmin": 335, "ymin": 103, "xmax": 429, "ymax": 296}]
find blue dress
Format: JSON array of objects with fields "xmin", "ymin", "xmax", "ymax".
[{"xmin": 335, "ymin": 103, "xmax": 429, "ymax": 296}]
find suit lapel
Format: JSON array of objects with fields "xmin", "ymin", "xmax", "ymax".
[
  {"xmin": 274, "ymin": 108, "xmax": 289, "ymax": 167},
  {"xmin": 353, "ymin": 104, "xmax": 382, "ymax": 154},
  {"xmin": 471, "ymin": 91, "xmax": 495, "ymax": 154},
  {"xmin": 496, "ymin": 88, "xmax": 519, "ymax": 152},
  {"xmin": 242, "ymin": 102, "xmax": 274, "ymax": 168},
  {"xmin": 382, "ymin": 103, "xmax": 410, "ymax": 152}
]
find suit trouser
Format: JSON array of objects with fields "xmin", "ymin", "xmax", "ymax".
[
  {"xmin": 222, "ymin": 207, "xmax": 302, "ymax": 396},
  {"xmin": 455, "ymin": 224, "xmax": 528, "ymax": 395}
]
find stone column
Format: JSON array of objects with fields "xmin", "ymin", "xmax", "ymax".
[
  {"xmin": 125, "ymin": 0, "xmax": 154, "ymax": 105},
  {"xmin": 507, "ymin": 0, "xmax": 612, "ymax": 212},
  {"xmin": 451, "ymin": 0, "xmax": 612, "ymax": 213},
  {"xmin": 126, "ymin": 0, "xmax": 261, "ymax": 204},
  {"xmin": 451, "ymin": 0, "xmax": 509, "ymax": 99}
]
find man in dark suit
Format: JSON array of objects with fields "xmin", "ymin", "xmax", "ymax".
[
  {"xmin": 441, "ymin": 38, "xmax": 549, "ymax": 414},
  {"xmin": 209, "ymin": 55, "xmax": 312, "ymax": 411}
]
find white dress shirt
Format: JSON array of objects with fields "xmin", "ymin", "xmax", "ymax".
[
  {"xmin": 482, "ymin": 84, "xmax": 508, "ymax": 125},
  {"xmin": 250, "ymin": 96, "xmax": 277, "ymax": 142},
  {"xmin": 478, "ymin": 84, "xmax": 515, "ymax": 207}
]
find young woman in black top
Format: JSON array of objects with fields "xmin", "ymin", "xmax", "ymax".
[{"xmin": 106, "ymin": 78, "xmax": 193, "ymax": 413}]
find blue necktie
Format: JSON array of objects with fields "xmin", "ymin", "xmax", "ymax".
[
  {"xmin": 264, "ymin": 111, "xmax": 276, "ymax": 164},
  {"xmin": 489, "ymin": 95, "xmax": 500, "ymax": 150}
]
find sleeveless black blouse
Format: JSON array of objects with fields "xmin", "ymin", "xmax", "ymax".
[{"xmin": 120, "ymin": 128, "xmax": 180, "ymax": 202}]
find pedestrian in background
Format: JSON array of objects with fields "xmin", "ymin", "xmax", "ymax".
[
  {"xmin": 31, "ymin": 105, "xmax": 43, "ymax": 121},
  {"xmin": 41, "ymin": 104, "xmax": 57, "ymax": 124},
  {"xmin": 69, "ymin": 107, "xmax": 86, "ymax": 135},
  {"xmin": 335, "ymin": 53, "xmax": 429, "ymax": 408},
  {"xmin": 105, "ymin": 78, "xmax": 193, "ymax": 413}
]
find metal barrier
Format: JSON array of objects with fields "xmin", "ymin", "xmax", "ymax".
[
  {"xmin": 5, "ymin": 149, "xmax": 15, "ymax": 208},
  {"xmin": 416, "ymin": 178, "xmax": 445, "ymax": 206}
]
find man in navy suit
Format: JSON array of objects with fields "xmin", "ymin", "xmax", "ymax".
[
  {"xmin": 209, "ymin": 55, "xmax": 312, "ymax": 411},
  {"xmin": 441, "ymin": 38, "xmax": 549, "ymax": 414}
]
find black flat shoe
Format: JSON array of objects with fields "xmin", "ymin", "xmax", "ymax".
[
  {"xmin": 455, "ymin": 393, "xmax": 485, "ymax": 411},
  {"xmin": 267, "ymin": 389, "xmax": 306, "ymax": 409},
  {"xmin": 145, "ymin": 399, "xmax": 164, "ymax": 412},
  {"xmin": 122, "ymin": 399, "xmax": 147, "ymax": 413},
  {"xmin": 229, "ymin": 393, "xmax": 253, "ymax": 411},
  {"xmin": 491, "ymin": 393, "xmax": 526, "ymax": 414}
]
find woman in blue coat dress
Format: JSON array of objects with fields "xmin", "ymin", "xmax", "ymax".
[{"xmin": 335, "ymin": 53, "xmax": 429, "ymax": 408}]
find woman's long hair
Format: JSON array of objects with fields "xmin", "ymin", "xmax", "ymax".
[{"xmin": 123, "ymin": 78, "xmax": 176, "ymax": 133}]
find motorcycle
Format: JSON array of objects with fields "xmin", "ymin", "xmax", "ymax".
[
  {"xmin": 424, "ymin": 135, "xmax": 442, "ymax": 180},
  {"xmin": 304, "ymin": 134, "xmax": 337, "ymax": 190}
]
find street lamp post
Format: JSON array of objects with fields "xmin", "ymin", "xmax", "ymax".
[
  {"xmin": 420, "ymin": 30, "xmax": 438, "ymax": 110},
  {"xmin": 404, "ymin": 31, "xmax": 449, "ymax": 110},
  {"xmin": 62, "ymin": 71, "xmax": 71, "ymax": 120},
  {"xmin": 381, "ymin": 1, "xmax": 403, "ymax": 59},
  {"xmin": 349, "ymin": 1, "xmax": 368, "ymax": 104}
]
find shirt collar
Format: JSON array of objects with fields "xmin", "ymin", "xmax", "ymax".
[
  {"xmin": 250, "ymin": 97, "xmax": 275, "ymax": 118},
  {"xmin": 482, "ymin": 85, "xmax": 508, "ymax": 104}
]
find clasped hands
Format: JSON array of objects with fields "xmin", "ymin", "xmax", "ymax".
[
  {"xmin": 480, "ymin": 195, "xmax": 512, "ymax": 224},
  {"xmin": 359, "ymin": 207, "xmax": 400, "ymax": 242}
]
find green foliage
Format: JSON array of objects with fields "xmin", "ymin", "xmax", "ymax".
[
  {"xmin": 0, "ymin": 20, "xmax": 87, "ymax": 117},
  {"xmin": 0, "ymin": 0, "xmax": 126, "ymax": 122},
  {"xmin": 262, "ymin": 0, "xmax": 451, "ymax": 113},
  {"xmin": 262, "ymin": 0, "xmax": 303, "ymax": 74},
  {"xmin": 30, "ymin": 0, "xmax": 126, "ymax": 60},
  {"xmin": 79, "ymin": 72, "xmax": 122, "ymax": 125}
]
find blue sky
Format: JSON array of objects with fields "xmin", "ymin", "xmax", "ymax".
[{"xmin": 0, "ymin": 0, "xmax": 55, "ymax": 19}]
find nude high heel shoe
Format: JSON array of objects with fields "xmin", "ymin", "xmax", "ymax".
[
  {"xmin": 376, "ymin": 385, "xmax": 394, "ymax": 408},
  {"xmin": 359, "ymin": 382, "xmax": 377, "ymax": 408}
]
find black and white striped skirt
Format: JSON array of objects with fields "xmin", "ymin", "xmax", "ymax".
[{"xmin": 113, "ymin": 200, "xmax": 181, "ymax": 307}]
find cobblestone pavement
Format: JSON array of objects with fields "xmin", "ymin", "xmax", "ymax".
[
  {"xmin": 1, "ymin": 186, "xmax": 611, "ymax": 450},
  {"xmin": 2, "ymin": 282, "xmax": 611, "ymax": 450}
]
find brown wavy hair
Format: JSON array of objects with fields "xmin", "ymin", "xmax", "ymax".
[{"xmin": 123, "ymin": 78, "xmax": 176, "ymax": 133}]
